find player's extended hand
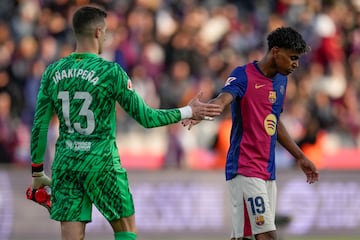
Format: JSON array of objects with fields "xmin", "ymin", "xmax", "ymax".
[
  {"xmin": 181, "ymin": 119, "xmax": 201, "ymax": 130},
  {"xmin": 297, "ymin": 158, "xmax": 320, "ymax": 184},
  {"xmin": 187, "ymin": 92, "xmax": 222, "ymax": 120},
  {"xmin": 32, "ymin": 171, "xmax": 52, "ymax": 189}
]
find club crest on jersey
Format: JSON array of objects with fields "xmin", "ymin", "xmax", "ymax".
[
  {"xmin": 255, "ymin": 215, "xmax": 265, "ymax": 226},
  {"xmin": 225, "ymin": 77, "xmax": 236, "ymax": 86},
  {"xmin": 268, "ymin": 91, "xmax": 276, "ymax": 103}
]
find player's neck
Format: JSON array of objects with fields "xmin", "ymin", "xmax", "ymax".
[
  {"xmin": 257, "ymin": 58, "xmax": 277, "ymax": 78},
  {"xmin": 75, "ymin": 47, "xmax": 99, "ymax": 55},
  {"xmin": 75, "ymin": 40, "xmax": 99, "ymax": 55}
]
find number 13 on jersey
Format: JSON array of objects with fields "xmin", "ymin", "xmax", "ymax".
[{"xmin": 58, "ymin": 91, "xmax": 95, "ymax": 135}]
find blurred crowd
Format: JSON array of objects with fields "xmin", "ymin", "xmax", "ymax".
[{"xmin": 0, "ymin": 0, "xmax": 359, "ymax": 168}]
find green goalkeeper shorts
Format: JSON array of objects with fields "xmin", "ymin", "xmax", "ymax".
[{"xmin": 50, "ymin": 166, "xmax": 135, "ymax": 222}]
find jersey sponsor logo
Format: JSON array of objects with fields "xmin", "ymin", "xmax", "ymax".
[
  {"xmin": 255, "ymin": 215, "xmax": 265, "ymax": 226},
  {"xmin": 255, "ymin": 83, "xmax": 266, "ymax": 89},
  {"xmin": 74, "ymin": 141, "xmax": 92, "ymax": 151},
  {"xmin": 65, "ymin": 140, "xmax": 74, "ymax": 149},
  {"xmin": 65, "ymin": 140, "xmax": 92, "ymax": 151},
  {"xmin": 264, "ymin": 114, "xmax": 277, "ymax": 136},
  {"xmin": 268, "ymin": 91, "xmax": 276, "ymax": 103},
  {"xmin": 224, "ymin": 77, "xmax": 236, "ymax": 86}
]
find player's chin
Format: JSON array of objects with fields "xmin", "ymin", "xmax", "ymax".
[
  {"xmin": 286, "ymin": 68, "xmax": 296, "ymax": 75},
  {"xmin": 288, "ymin": 68, "xmax": 296, "ymax": 74}
]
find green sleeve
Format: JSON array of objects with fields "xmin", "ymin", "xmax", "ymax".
[
  {"xmin": 114, "ymin": 66, "xmax": 181, "ymax": 128},
  {"xmin": 30, "ymin": 68, "xmax": 54, "ymax": 164}
]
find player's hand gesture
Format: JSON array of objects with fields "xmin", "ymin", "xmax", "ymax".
[
  {"xmin": 297, "ymin": 157, "xmax": 320, "ymax": 184},
  {"xmin": 187, "ymin": 92, "xmax": 222, "ymax": 120},
  {"xmin": 181, "ymin": 119, "xmax": 201, "ymax": 130}
]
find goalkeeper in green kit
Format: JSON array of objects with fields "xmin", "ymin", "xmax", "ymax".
[{"xmin": 30, "ymin": 5, "xmax": 222, "ymax": 240}]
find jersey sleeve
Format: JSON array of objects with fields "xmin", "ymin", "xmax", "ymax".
[
  {"xmin": 113, "ymin": 64, "xmax": 181, "ymax": 128},
  {"xmin": 30, "ymin": 67, "xmax": 54, "ymax": 165},
  {"xmin": 221, "ymin": 66, "xmax": 248, "ymax": 99}
]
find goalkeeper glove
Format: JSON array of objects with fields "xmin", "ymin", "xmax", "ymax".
[{"xmin": 32, "ymin": 163, "xmax": 52, "ymax": 189}]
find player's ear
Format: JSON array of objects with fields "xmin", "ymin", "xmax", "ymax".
[
  {"xmin": 95, "ymin": 27, "xmax": 102, "ymax": 38},
  {"xmin": 271, "ymin": 46, "xmax": 280, "ymax": 57}
]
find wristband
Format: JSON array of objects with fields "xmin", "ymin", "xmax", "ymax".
[
  {"xmin": 179, "ymin": 106, "xmax": 193, "ymax": 119},
  {"xmin": 32, "ymin": 163, "xmax": 44, "ymax": 174}
]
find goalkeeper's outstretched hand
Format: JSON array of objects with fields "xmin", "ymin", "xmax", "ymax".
[
  {"xmin": 187, "ymin": 92, "xmax": 222, "ymax": 120},
  {"xmin": 181, "ymin": 119, "xmax": 201, "ymax": 130}
]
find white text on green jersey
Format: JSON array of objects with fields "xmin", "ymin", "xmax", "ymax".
[{"xmin": 53, "ymin": 69, "xmax": 99, "ymax": 85}]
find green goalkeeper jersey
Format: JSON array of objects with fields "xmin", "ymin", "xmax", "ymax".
[{"xmin": 31, "ymin": 52, "xmax": 181, "ymax": 171}]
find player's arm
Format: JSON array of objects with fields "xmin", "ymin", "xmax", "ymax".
[
  {"xmin": 30, "ymin": 70, "xmax": 53, "ymax": 188},
  {"xmin": 182, "ymin": 66, "xmax": 246, "ymax": 130},
  {"xmin": 208, "ymin": 92, "xmax": 233, "ymax": 109},
  {"xmin": 277, "ymin": 119, "xmax": 319, "ymax": 184},
  {"xmin": 119, "ymin": 87, "xmax": 221, "ymax": 128},
  {"xmin": 115, "ymin": 67, "xmax": 221, "ymax": 128},
  {"xmin": 182, "ymin": 92, "xmax": 234, "ymax": 130}
]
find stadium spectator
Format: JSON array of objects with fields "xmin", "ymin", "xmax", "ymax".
[{"xmin": 0, "ymin": 91, "xmax": 19, "ymax": 163}]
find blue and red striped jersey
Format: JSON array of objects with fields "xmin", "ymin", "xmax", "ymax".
[{"xmin": 221, "ymin": 61, "xmax": 288, "ymax": 181}]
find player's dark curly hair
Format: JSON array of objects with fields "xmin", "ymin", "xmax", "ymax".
[
  {"xmin": 267, "ymin": 27, "xmax": 310, "ymax": 54},
  {"xmin": 72, "ymin": 6, "xmax": 107, "ymax": 36}
]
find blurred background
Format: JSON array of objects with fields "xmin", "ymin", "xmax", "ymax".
[{"xmin": 0, "ymin": 0, "xmax": 359, "ymax": 239}]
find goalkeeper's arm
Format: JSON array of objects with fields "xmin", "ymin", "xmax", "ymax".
[{"xmin": 30, "ymin": 74, "xmax": 53, "ymax": 189}]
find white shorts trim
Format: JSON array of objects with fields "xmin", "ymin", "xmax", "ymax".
[{"xmin": 227, "ymin": 175, "xmax": 277, "ymax": 238}]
